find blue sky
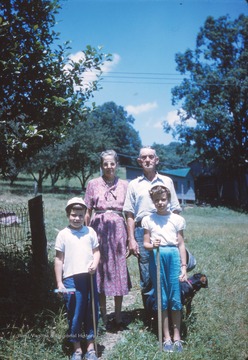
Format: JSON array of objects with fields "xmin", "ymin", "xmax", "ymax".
[{"xmin": 55, "ymin": 0, "xmax": 247, "ymax": 146}]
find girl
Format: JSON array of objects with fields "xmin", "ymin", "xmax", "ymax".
[{"xmin": 142, "ymin": 185, "xmax": 187, "ymax": 353}]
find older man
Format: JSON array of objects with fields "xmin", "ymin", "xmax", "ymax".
[{"xmin": 123, "ymin": 146, "xmax": 182, "ymax": 307}]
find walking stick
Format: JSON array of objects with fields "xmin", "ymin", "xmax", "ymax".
[
  {"xmin": 156, "ymin": 246, "xmax": 163, "ymax": 352},
  {"xmin": 90, "ymin": 274, "xmax": 98, "ymax": 357}
]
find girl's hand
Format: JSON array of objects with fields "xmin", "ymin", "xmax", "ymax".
[
  {"xmin": 179, "ymin": 268, "xmax": 187, "ymax": 282},
  {"xmin": 153, "ymin": 238, "xmax": 161, "ymax": 248}
]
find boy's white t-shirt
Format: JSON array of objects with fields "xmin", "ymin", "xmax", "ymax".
[
  {"xmin": 142, "ymin": 212, "xmax": 186, "ymax": 246},
  {"xmin": 55, "ymin": 225, "xmax": 99, "ymax": 279}
]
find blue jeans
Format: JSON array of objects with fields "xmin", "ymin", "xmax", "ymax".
[
  {"xmin": 135, "ymin": 227, "xmax": 153, "ymax": 299},
  {"xmin": 63, "ymin": 273, "xmax": 99, "ymax": 343}
]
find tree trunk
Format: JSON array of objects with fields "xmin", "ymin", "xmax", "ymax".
[{"xmin": 37, "ymin": 170, "xmax": 44, "ymax": 193}]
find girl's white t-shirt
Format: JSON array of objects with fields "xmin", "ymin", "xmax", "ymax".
[
  {"xmin": 55, "ymin": 226, "xmax": 99, "ymax": 279},
  {"xmin": 142, "ymin": 212, "xmax": 186, "ymax": 246}
]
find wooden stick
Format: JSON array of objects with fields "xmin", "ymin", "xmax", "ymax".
[
  {"xmin": 90, "ymin": 274, "xmax": 98, "ymax": 357},
  {"xmin": 156, "ymin": 247, "xmax": 163, "ymax": 351}
]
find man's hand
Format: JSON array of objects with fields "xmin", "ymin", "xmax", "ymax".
[{"xmin": 128, "ymin": 238, "xmax": 140, "ymax": 257}]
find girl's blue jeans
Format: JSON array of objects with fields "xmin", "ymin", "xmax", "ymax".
[{"xmin": 63, "ymin": 273, "xmax": 99, "ymax": 343}]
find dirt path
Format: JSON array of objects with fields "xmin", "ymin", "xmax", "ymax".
[{"xmin": 97, "ymin": 288, "xmax": 143, "ymax": 359}]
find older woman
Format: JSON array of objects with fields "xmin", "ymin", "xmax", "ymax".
[{"xmin": 84, "ymin": 150, "xmax": 131, "ymax": 329}]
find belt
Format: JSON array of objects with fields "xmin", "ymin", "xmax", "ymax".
[
  {"xmin": 135, "ymin": 220, "xmax": 142, "ymax": 227},
  {"xmin": 94, "ymin": 210, "xmax": 123, "ymax": 215}
]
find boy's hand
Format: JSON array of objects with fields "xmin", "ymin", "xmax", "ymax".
[
  {"xmin": 88, "ymin": 262, "xmax": 97, "ymax": 274},
  {"xmin": 55, "ymin": 283, "xmax": 67, "ymax": 298},
  {"xmin": 57, "ymin": 281, "xmax": 66, "ymax": 291}
]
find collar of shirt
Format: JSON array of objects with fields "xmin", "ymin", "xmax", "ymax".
[{"xmin": 137, "ymin": 172, "xmax": 165, "ymax": 184}]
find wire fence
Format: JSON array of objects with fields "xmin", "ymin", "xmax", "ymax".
[{"xmin": 0, "ymin": 203, "xmax": 31, "ymax": 257}]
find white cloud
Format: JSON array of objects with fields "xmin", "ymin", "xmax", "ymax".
[
  {"xmin": 186, "ymin": 117, "xmax": 197, "ymax": 127},
  {"xmin": 165, "ymin": 109, "xmax": 180, "ymax": 127},
  {"xmin": 67, "ymin": 51, "xmax": 120, "ymax": 74},
  {"xmin": 145, "ymin": 118, "xmax": 163, "ymax": 129},
  {"xmin": 125, "ymin": 101, "xmax": 158, "ymax": 115},
  {"xmin": 165, "ymin": 109, "xmax": 197, "ymax": 128},
  {"xmin": 68, "ymin": 51, "xmax": 85, "ymax": 63},
  {"xmin": 154, "ymin": 121, "xmax": 163, "ymax": 129},
  {"xmin": 101, "ymin": 53, "xmax": 121, "ymax": 73},
  {"xmin": 64, "ymin": 51, "xmax": 121, "ymax": 89}
]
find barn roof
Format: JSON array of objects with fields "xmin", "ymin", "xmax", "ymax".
[{"xmin": 161, "ymin": 167, "xmax": 191, "ymax": 178}]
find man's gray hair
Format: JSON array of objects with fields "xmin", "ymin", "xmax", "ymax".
[{"xmin": 139, "ymin": 146, "xmax": 157, "ymax": 157}]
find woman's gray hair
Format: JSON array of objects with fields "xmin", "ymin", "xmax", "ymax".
[{"xmin": 100, "ymin": 150, "xmax": 118, "ymax": 165}]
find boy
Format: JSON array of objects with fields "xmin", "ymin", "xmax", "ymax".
[
  {"xmin": 54, "ymin": 197, "xmax": 100, "ymax": 360},
  {"xmin": 142, "ymin": 185, "xmax": 187, "ymax": 353}
]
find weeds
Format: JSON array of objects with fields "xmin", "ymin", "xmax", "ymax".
[{"xmin": 0, "ymin": 180, "xmax": 247, "ymax": 359}]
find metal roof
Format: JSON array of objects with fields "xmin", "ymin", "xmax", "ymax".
[{"xmin": 161, "ymin": 167, "xmax": 191, "ymax": 178}]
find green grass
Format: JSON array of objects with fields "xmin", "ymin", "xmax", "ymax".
[{"xmin": 0, "ymin": 176, "xmax": 247, "ymax": 359}]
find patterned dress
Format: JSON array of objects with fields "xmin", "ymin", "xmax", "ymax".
[{"xmin": 84, "ymin": 176, "xmax": 131, "ymax": 296}]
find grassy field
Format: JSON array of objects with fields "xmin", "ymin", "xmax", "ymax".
[{"xmin": 0, "ymin": 177, "xmax": 247, "ymax": 359}]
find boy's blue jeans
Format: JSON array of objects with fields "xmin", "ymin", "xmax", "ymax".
[{"xmin": 63, "ymin": 273, "xmax": 99, "ymax": 343}]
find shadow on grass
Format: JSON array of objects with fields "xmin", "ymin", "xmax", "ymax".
[
  {"xmin": 113, "ymin": 307, "xmax": 197, "ymax": 342},
  {"xmin": 0, "ymin": 252, "xmax": 197, "ymax": 358}
]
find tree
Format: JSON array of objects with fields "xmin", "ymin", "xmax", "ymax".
[
  {"xmin": 87, "ymin": 102, "xmax": 142, "ymax": 160},
  {"xmin": 25, "ymin": 101, "xmax": 142, "ymax": 191},
  {"xmin": 152, "ymin": 142, "xmax": 196, "ymax": 170},
  {"xmin": 23, "ymin": 142, "xmax": 70, "ymax": 192},
  {"xmin": 61, "ymin": 119, "xmax": 108, "ymax": 190},
  {"xmin": 21, "ymin": 102, "xmax": 141, "ymax": 191},
  {"xmin": 165, "ymin": 14, "xmax": 248, "ymax": 207},
  {"xmin": 0, "ymin": 0, "xmax": 110, "ymax": 179},
  {"xmin": 62, "ymin": 102, "xmax": 142, "ymax": 190}
]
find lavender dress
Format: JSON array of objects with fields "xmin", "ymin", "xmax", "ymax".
[{"xmin": 84, "ymin": 177, "xmax": 131, "ymax": 296}]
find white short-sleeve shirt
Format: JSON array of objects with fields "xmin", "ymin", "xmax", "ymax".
[
  {"xmin": 142, "ymin": 212, "xmax": 186, "ymax": 246},
  {"xmin": 55, "ymin": 226, "xmax": 99, "ymax": 279},
  {"xmin": 123, "ymin": 173, "xmax": 182, "ymax": 221}
]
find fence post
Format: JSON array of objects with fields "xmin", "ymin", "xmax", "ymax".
[{"xmin": 28, "ymin": 195, "xmax": 48, "ymax": 270}]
